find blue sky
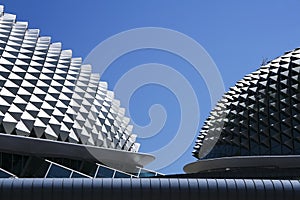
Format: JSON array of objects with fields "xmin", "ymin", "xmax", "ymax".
[{"xmin": 2, "ymin": 1, "xmax": 300, "ymax": 174}]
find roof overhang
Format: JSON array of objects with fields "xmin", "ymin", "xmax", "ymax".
[
  {"xmin": 0, "ymin": 133, "xmax": 155, "ymax": 173},
  {"xmin": 184, "ymin": 155, "xmax": 300, "ymax": 173}
]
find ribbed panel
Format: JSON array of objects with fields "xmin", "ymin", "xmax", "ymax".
[{"xmin": 0, "ymin": 178, "xmax": 299, "ymax": 200}]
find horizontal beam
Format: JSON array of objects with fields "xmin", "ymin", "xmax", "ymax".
[{"xmin": 0, "ymin": 178, "xmax": 299, "ymax": 200}]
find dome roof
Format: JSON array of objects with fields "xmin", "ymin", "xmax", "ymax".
[
  {"xmin": 194, "ymin": 48, "xmax": 300, "ymax": 159},
  {"xmin": 0, "ymin": 6, "xmax": 139, "ymax": 152}
]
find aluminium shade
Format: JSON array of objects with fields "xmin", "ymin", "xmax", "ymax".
[
  {"xmin": 194, "ymin": 47, "xmax": 300, "ymax": 159},
  {"xmin": 0, "ymin": 5, "xmax": 139, "ymax": 152}
]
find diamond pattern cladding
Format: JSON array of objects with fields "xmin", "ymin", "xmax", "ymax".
[
  {"xmin": 194, "ymin": 47, "xmax": 300, "ymax": 159},
  {"xmin": 0, "ymin": 6, "xmax": 140, "ymax": 152}
]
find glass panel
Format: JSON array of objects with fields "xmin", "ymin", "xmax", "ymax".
[
  {"xmin": 21, "ymin": 157, "xmax": 50, "ymax": 178},
  {"xmin": 114, "ymin": 171, "xmax": 131, "ymax": 178},
  {"xmin": 156, "ymin": 172, "xmax": 164, "ymax": 177},
  {"xmin": 0, "ymin": 168, "xmax": 14, "ymax": 178},
  {"xmin": 138, "ymin": 169, "xmax": 156, "ymax": 178},
  {"xmin": 47, "ymin": 158, "xmax": 82, "ymax": 172},
  {"xmin": 81, "ymin": 161, "xmax": 97, "ymax": 177},
  {"xmin": 46, "ymin": 164, "xmax": 71, "ymax": 178},
  {"xmin": 96, "ymin": 166, "xmax": 114, "ymax": 178},
  {"xmin": 131, "ymin": 168, "xmax": 141, "ymax": 177},
  {"xmin": 11, "ymin": 154, "xmax": 29, "ymax": 176},
  {"xmin": 1, "ymin": 153, "xmax": 12, "ymax": 172},
  {"xmin": 71, "ymin": 171, "xmax": 90, "ymax": 178}
]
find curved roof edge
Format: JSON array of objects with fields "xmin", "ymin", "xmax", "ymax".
[
  {"xmin": 184, "ymin": 155, "xmax": 300, "ymax": 173},
  {"xmin": 0, "ymin": 133, "xmax": 154, "ymax": 173}
]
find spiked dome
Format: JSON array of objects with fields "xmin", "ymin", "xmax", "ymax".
[
  {"xmin": 0, "ymin": 5, "xmax": 140, "ymax": 153},
  {"xmin": 194, "ymin": 47, "xmax": 300, "ymax": 159}
]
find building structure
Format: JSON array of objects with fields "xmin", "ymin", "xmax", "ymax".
[
  {"xmin": 0, "ymin": 4, "xmax": 300, "ymax": 200},
  {"xmin": 0, "ymin": 5, "xmax": 159, "ymax": 179},
  {"xmin": 186, "ymin": 46, "xmax": 300, "ymax": 180}
]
